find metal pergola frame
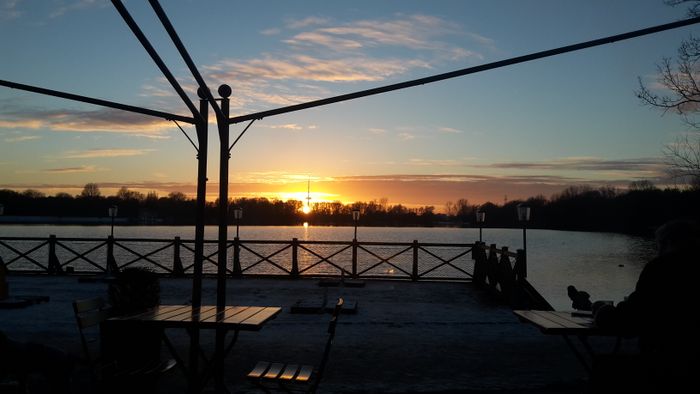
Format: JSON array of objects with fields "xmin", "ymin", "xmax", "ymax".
[{"xmin": 1, "ymin": 2, "xmax": 699, "ymax": 391}]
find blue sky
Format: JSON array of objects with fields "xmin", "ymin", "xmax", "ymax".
[{"xmin": 0, "ymin": 0, "xmax": 697, "ymax": 209}]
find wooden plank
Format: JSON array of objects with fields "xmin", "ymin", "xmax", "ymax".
[
  {"xmin": 201, "ymin": 306, "xmax": 248, "ymax": 323},
  {"xmin": 295, "ymin": 365, "xmax": 313, "ymax": 382},
  {"xmin": 125, "ymin": 305, "xmax": 191, "ymax": 321},
  {"xmin": 220, "ymin": 306, "xmax": 262, "ymax": 325},
  {"xmin": 278, "ymin": 364, "xmax": 300, "ymax": 381},
  {"xmin": 170, "ymin": 306, "xmax": 217, "ymax": 323},
  {"xmin": 514, "ymin": 310, "xmax": 591, "ymax": 334},
  {"xmin": 248, "ymin": 361, "xmax": 271, "ymax": 379},
  {"xmin": 262, "ymin": 363, "xmax": 284, "ymax": 379},
  {"xmin": 238, "ymin": 307, "xmax": 282, "ymax": 329}
]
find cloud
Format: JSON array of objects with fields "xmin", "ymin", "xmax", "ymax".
[
  {"xmin": 61, "ymin": 148, "xmax": 155, "ymax": 159},
  {"xmin": 49, "ymin": 0, "xmax": 104, "ymax": 19},
  {"xmin": 189, "ymin": 13, "xmax": 493, "ymax": 111},
  {"xmin": 208, "ymin": 55, "xmax": 431, "ymax": 83},
  {"xmin": 368, "ymin": 128, "xmax": 386, "ymax": 135},
  {"xmin": 264, "ymin": 123, "xmax": 304, "ymax": 131},
  {"xmin": 4, "ymin": 135, "xmax": 40, "ymax": 143},
  {"xmin": 42, "ymin": 165, "xmax": 99, "ymax": 173},
  {"xmin": 481, "ymin": 157, "xmax": 667, "ymax": 173},
  {"xmin": 287, "ymin": 16, "xmax": 332, "ymax": 29},
  {"xmin": 0, "ymin": 106, "xmax": 175, "ymax": 135},
  {"xmin": 397, "ymin": 132, "xmax": 415, "ymax": 140},
  {"xmin": 0, "ymin": 0, "xmax": 21, "ymax": 20},
  {"xmin": 438, "ymin": 127, "xmax": 462, "ymax": 134}
]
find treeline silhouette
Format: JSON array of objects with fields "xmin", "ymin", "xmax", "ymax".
[{"xmin": 1, "ymin": 183, "xmax": 698, "ymax": 235}]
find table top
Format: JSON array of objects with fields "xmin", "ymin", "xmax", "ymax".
[
  {"xmin": 513, "ymin": 310, "xmax": 615, "ymax": 336},
  {"xmin": 110, "ymin": 304, "xmax": 282, "ymax": 331}
]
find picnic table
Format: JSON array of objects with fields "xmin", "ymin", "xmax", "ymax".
[
  {"xmin": 108, "ymin": 304, "xmax": 281, "ymax": 393},
  {"xmin": 513, "ymin": 310, "xmax": 626, "ymax": 375}
]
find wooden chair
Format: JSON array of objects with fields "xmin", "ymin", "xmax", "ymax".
[
  {"xmin": 72, "ymin": 297, "xmax": 175, "ymax": 392},
  {"xmin": 247, "ymin": 298, "xmax": 344, "ymax": 394}
]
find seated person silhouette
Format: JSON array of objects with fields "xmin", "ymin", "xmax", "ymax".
[
  {"xmin": 567, "ymin": 285, "xmax": 593, "ymax": 311},
  {"xmin": 587, "ymin": 219, "xmax": 700, "ymax": 392}
]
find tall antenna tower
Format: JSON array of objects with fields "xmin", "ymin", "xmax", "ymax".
[{"xmin": 306, "ymin": 177, "xmax": 312, "ymax": 209}]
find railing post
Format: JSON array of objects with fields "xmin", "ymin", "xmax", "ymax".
[
  {"xmin": 351, "ymin": 239, "xmax": 358, "ymax": 279},
  {"xmin": 472, "ymin": 242, "xmax": 486, "ymax": 286},
  {"xmin": 106, "ymin": 235, "xmax": 119, "ymax": 275},
  {"xmin": 412, "ymin": 240, "xmax": 419, "ymax": 281},
  {"xmin": 48, "ymin": 234, "xmax": 63, "ymax": 275},
  {"xmin": 291, "ymin": 238, "xmax": 299, "ymax": 277},
  {"xmin": 515, "ymin": 249, "xmax": 527, "ymax": 281},
  {"xmin": 0, "ymin": 256, "xmax": 9, "ymax": 300},
  {"xmin": 499, "ymin": 246, "xmax": 515, "ymax": 300},
  {"xmin": 232, "ymin": 237, "xmax": 242, "ymax": 277},
  {"xmin": 486, "ymin": 243, "xmax": 499, "ymax": 289},
  {"xmin": 172, "ymin": 236, "xmax": 184, "ymax": 277}
]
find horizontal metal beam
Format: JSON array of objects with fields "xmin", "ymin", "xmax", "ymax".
[
  {"xmin": 0, "ymin": 79, "xmax": 195, "ymax": 124},
  {"xmin": 230, "ymin": 15, "xmax": 700, "ymax": 125}
]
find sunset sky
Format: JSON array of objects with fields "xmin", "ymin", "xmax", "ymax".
[{"xmin": 1, "ymin": 0, "xmax": 697, "ymax": 210}]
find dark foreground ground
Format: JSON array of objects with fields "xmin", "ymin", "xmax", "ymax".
[{"xmin": 1, "ymin": 275, "xmax": 609, "ymax": 393}]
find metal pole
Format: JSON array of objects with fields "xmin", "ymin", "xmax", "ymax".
[
  {"xmin": 479, "ymin": 226, "xmax": 482, "ymax": 243},
  {"xmin": 354, "ymin": 221, "xmax": 358, "ymax": 240},
  {"xmin": 522, "ymin": 224, "xmax": 527, "ymax": 260},
  {"xmin": 188, "ymin": 90, "xmax": 208, "ymax": 394},
  {"xmin": 215, "ymin": 84, "xmax": 231, "ymax": 392},
  {"xmin": 110, "ymin": 215, "xmax": 115, "ymax": 237}
]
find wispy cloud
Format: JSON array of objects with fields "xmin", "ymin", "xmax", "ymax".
[
  {"xmin": 4, "ymin": 135, "xmax": 40, "ymax": 143},
  {"xmin": 0, "ymin": 106, "xmax": 175, "ymax": 135},
  {"xmin": 480, "ymin": 157, "xmax": 667, "ymax": 173},
  {"xmin": 61, "ymin": 148, "xmax": 155, "ymax": 159},
  {"xmin": 0, "ymin": 0, "xmax": 22, "ymax": 20},
  {"xmin": 42, "ymin": 165, "xmax": 99, "ymax": 174},
  {"xmin": 192, "ymin": 13, "xmax": 493, "ymax": 111},
  {"xmin": 49, "ymin": 0, "xmax": 104, "ymax": 19},
  {"xmin": 438, "ymin": 127, "xmax": 462, "ymax": 134},
  {"xmin": 397, "ymin": 132, "xmax": 415, "ymax": 141}
]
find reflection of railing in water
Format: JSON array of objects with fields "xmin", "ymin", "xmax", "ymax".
[{"xmin": 0, "ymin": 235, "xmax": 551, "ymax": 307}]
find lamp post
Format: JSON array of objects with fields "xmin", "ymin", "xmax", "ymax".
[
  {"xmin": 0, "ymin": 204, "xmax": 4, "ymax": 216},
  {"xmin": 517, "ymin": 203, "xmax": 531, "ymax": 256},
  {"xmin": 233, "ymin": 207, "xmax": 243, "ymax": 238},
  {"xmin": 352, "ymin": 209, "xmax": 360, "ymax": 240},
  {"xmin": 476, "ymin": 210, "xmax": 485, "ymax": 242},
  {"xmin": 108, "ymin": 205, "xmax": 118, "ymax": 237}
]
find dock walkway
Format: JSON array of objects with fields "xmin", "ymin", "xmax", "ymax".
[{"xmin": 1, "ymin": 276, "xmax": 590, "ymax": 393}]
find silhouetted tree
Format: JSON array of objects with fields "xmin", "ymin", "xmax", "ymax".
[
  {"xmin": 637, "ymin": 1, "xmax": 700, "ymax": 185},
  {"xmin": 79, "ymin": 183, "xmax": 101, "ymax": 198}
]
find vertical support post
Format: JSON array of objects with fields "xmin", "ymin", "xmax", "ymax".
[
  {"xmin": 173, "ymin": 237, "xmax": 184, "ymax": 277},
  {"xmin": 232, "ymin": 237, "xmax": 242, "ymax": 277},
  {"xmin": 0, "ymin": 255, "xmax": 9, "ymax": 300},
  {"xmin": 291, "ymin": 238, "xmax": 299, "ymax": 277},
  {"xmin": 515, "ymin": 249, "xmax": 527, "ymax": 281},
  {"xmin": 188, "ymin": 90, "xmax": 208, "ymax": 394},
  {"xmin": 412, "ymin": 240, "xmax": 419, "ymax": 281},
  {"xmin": 106, "ymin": 235, "xmax": 118, "ymax": 275},
  {"xmin": 48, "ymin": 234, "xmax": 63, "ymax": 275},
  {"xmin": 216, "ymin": 85, "xmax": 231, "ymax": 310},
  {"xmin": 351, "ymin": 239, "xmax": 358, "ymax": 279},
  {"xmin": 215, "ymin": 85, "xmax": 231, "ymax": 393}
]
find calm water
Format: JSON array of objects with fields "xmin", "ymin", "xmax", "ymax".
[{"xmin": 0, "ymin": 224, "xmax": 656, "ymax": 310}]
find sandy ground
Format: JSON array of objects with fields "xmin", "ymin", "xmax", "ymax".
[{"xmin": 0, "ymin": 275, "xmax": 605, "ymax": 393}]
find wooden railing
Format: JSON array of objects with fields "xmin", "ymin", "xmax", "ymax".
[
  {"xmin": 0, "ymin": 235, "xmax": 479, "ymax": 281},
  {"xmin": 0, "ymin": 235, "xmax": 552, "ymax": 308}
]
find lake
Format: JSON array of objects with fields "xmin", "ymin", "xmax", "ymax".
[{"xmin": 0, "ymin": 224, "xmax": 656, "ymax": 310}]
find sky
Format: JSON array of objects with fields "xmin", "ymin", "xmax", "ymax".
[{"xmin": 1, "ymin": 0, "xmax": 698, "ymax": 211}]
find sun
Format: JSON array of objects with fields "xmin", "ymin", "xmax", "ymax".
[{"xmin": 302, "ymin": 205, "xmax": 311, "ymax": 214}]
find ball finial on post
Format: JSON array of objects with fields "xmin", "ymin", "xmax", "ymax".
[{"xmin": 218, "ymin": 84, "xmax": 232, "ymax": 98}]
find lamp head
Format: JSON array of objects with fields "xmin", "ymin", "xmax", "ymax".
[
  {"xmin": 352, "ymin": 209, "xmax": 360, "ymax": 221},
  {"xmin": 517, "ymin": 203, "xmax": 531, "ymax": 222}
]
